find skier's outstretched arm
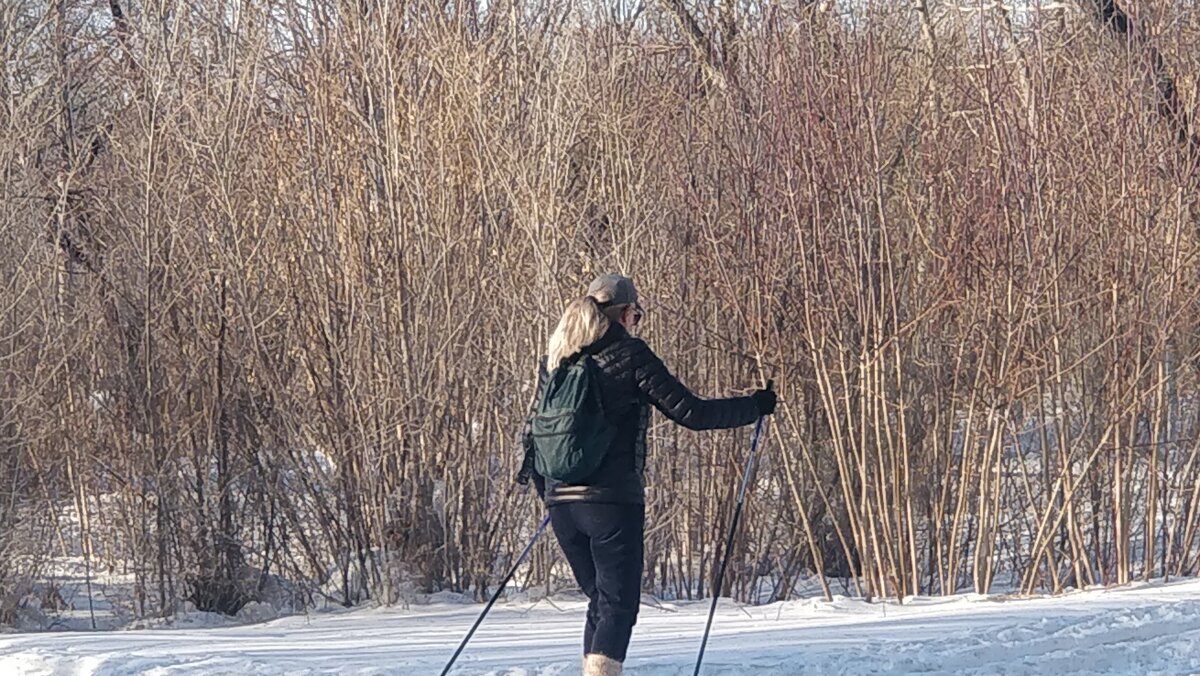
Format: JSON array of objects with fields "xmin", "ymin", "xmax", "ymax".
[{"xmin": 627, "ymin": 338, "xmax": 772, "ymax": 431}]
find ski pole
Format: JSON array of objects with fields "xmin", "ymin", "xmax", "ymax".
[
  {"xmin": 693, "ymin": 380, "xmax": 773, "ymax": 676},
  {"xmin": 441, "ymin": 513, "xmax": 552, "ymax": 676}
]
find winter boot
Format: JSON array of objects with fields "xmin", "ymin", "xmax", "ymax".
[{"xmin": 583, "ymin": 653, "xmax": 623, "ymax": 676}]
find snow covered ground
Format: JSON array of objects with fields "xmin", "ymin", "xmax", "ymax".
[{"xmin": 4, "ymin": 579, "xmax": 1200, "ymax": 675}]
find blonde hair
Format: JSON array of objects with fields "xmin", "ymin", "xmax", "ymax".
[{"xmin": 546, "ymin": 291, "xmax": 626, "ymax": 369}]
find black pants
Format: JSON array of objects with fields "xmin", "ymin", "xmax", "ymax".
[{"xmin": 549, "ymin": 502, "xmax": 645, "ymax": 662}]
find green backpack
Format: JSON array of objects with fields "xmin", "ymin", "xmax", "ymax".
[{"xmin": 531, "ymin": 355, "xmax": 616, "ymax": 483}]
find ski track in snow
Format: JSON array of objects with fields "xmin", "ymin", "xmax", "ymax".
[{"xmin": 4, "ymin": 580, "xmax": 1200, "ymax": 675}]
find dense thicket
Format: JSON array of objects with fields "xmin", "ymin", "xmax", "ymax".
[{"xmin": 3, "ymin": 0, "xmax": 1200, "ymax": 620}]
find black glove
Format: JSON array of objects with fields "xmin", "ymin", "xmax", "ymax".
[
  {"xmin": 751, "ymin": 388, "xmax": 777, "ymax": 416},
  {"xmin": 516, "ymin": 466, "xmax": 546, "ymax": 499},
  {"xmin": 517, "ymin": 431, "xmax": 546, "ymax": 499}
]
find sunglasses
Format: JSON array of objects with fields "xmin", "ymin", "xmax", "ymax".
[{"xmin": 599, "ymin": 298, "xmax": 644, "ymax": 326}]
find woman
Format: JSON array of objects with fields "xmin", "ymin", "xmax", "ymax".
[{"xmin": 518, "ymin": 274, "xmax": 776, "ymax": 676}]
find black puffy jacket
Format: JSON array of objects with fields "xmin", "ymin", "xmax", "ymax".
[{"xmin": 519, "ymin": 322, "xmax": 760, "ymax": 505}]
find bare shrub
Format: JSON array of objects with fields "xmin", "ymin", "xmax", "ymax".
[{"xmin": 3, "ymin": 0, "xmax": 1200, "ymax": 623}]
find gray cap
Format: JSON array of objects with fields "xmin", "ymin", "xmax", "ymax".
[{"xmin": 587, "ymin": 273, "xmax": 639, "ymax": 307}]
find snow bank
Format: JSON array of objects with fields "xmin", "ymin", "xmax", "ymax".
[{"xmin": 4, "ymin": 579, "xmax": 1200, "ymax": 674}]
